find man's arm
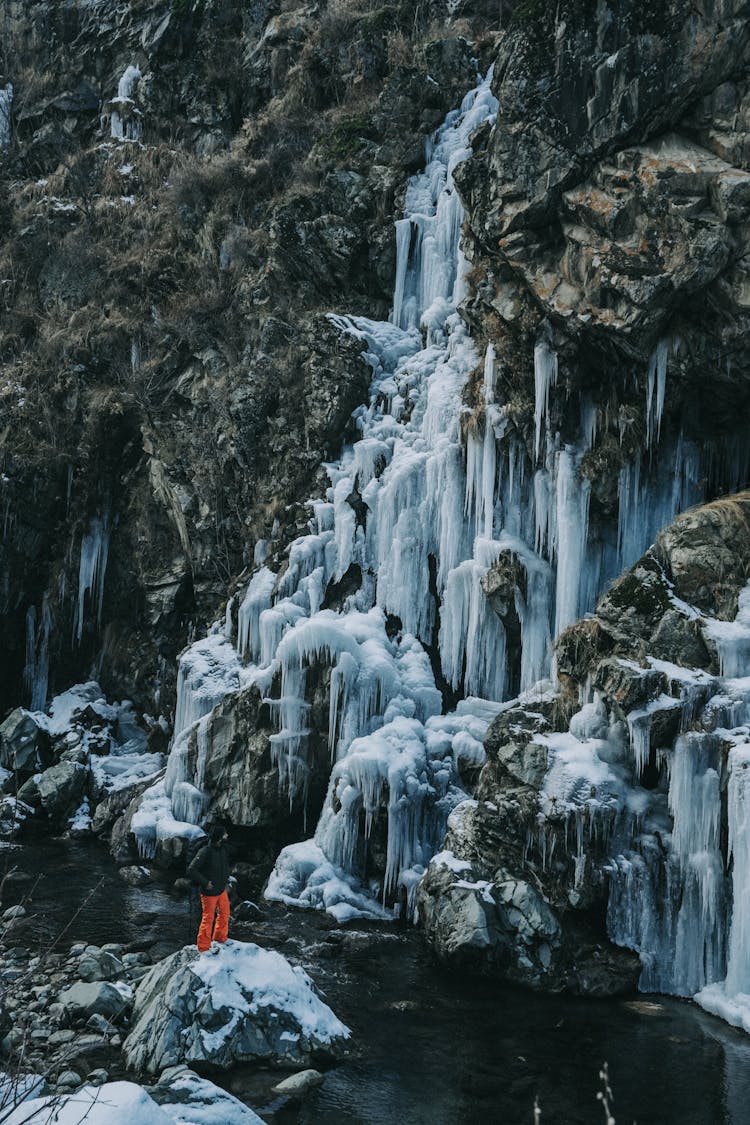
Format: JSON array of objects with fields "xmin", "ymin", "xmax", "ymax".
[{"xmin": 187, "ymin": 846, "xmax": 212, "ymax": 890}]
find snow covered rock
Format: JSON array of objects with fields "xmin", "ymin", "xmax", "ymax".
[
  {"xmin": 123, "ymin": 940, "xmax": 350, "ymax": 1074},
  {"xmin": 0, "ymin": 1074, "xmax": 264, "ymax": 1125},
  {"xmin": 148, "ymin": 1067, "xmax": 265, "ymax": 1123}
]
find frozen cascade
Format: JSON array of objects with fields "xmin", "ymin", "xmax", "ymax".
[
  {"xmin": 617, "ymin": 436, "xmax": 702, "ymax": 572},
  {"xmin": 705, "ymin": 583, "xmax": 750, "ymax": 678},
  {"xmin": 0, "ymin": 83, "xmax": 12, "ymax": 148},
  {"xmin": 148, "ymin": 70, "xmax": 748, "ymax": 927},
  {"xmin": 110, "ymin": 65, "xmax": 142, "ymax": 142},
  {"xmin": 23, "ymin": 601, "xmax": 52, "ymax": 711},
  {"xmin": 697, "ymin": 741, "xmax": 750, "ymax": 1023},
  {"xmin": 74, "ymin": 517, "xmax": 110, "ymax": 645}
]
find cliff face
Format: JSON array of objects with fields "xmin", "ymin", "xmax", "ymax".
[
  {"xmin": 0, "ymin": 0, "xmax": 497, "ymax": 715},
  {"xmin": 4, "ymin": 0, "xmax": 750, "ymax": 1004},
  {"xmin": 456, "ymin": 0, "xmax": 750, "ymax": 507}
]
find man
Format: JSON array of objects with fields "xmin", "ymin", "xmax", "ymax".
[{"xmin": 188, "ymin": 823, "xmax": 230, "ymax": 953}]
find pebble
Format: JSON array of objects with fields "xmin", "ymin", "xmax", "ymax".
[
  {"xmin": 56, "ymin": 1070, "xmax": 82, "ymax": 1088},
  {"xmin": 2, "ymin": 905, "xmax": 26, "ymax": 921}
]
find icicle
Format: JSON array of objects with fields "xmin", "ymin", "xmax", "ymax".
[
  {"xmin": 237, "ymin": 567, "xmax": 277, "ymax": 661},
  {"xmin": 645, "ymin": 338, "xmax": 669, "ymax": 449},
  {"xmin": 74, "ymin": 516, "xmax": 111, "ymax": 645},
  {"xmin": 24, "ymin": 600, "xmax": 52, "ymax": 711},
  {"xmin": 723, "ymin": 744, "xmax": 750, "ymax": 995},
  {"xmin": 553, "ymin": 448, "xmax": 590, "ymax": 638},
  {"xmin": 533, "ymin": 329, "xmax": 558, "ymax": 462}
]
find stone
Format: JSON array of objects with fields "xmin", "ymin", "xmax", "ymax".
[
  {"xmin": 57, "ymin": 982, "xmax": 131, "ymax": 1022},
  {"xmin": 36, "ymin": 761, "xmax": 88, "ymax": 821},
  {"xmin": 2, "ymin": 905, "xmax": 27, "ymax": 921},
  {"xmin": 271, "ymin": 1069, "xmax": 325, "ymax": 1096},
  {"xmin": 48, "ymin": 1029, "xmax": 76, "ymax": 1046},
  {"xmin": 123, "ymin": 940, "xmax": 349, "ymax": 1074},
  {"xmin": 86, "ymin": 1013, "xmax": 113, "ymax": 1034},
  {"xmin": 118, "ymin": 865, "xmax": 153, "ymax": 887},
  {"xmin": 56, "ymin": 1070, "xmax": 82, "ymax": 1088},
  {"xmin": 0, "ymin": 710, "xmax": 48, "ymax": 774}
]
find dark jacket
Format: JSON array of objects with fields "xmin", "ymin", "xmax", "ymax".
[{"xmin": 187, "ymin": 843, "xmax": 230, "ymax": 895}]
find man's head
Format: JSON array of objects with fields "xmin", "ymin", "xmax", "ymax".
[{"xmin": 209, "ymin": 823, "xmax": 228, "ymax": 846}]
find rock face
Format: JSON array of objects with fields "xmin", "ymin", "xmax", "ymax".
[
  {"xmin": 419, "ymin": 493, "xmax": 750, "ymax": 994},
  {"xmin": 123, "ymin": 940, "xmax": 349, "ymax": 1074},
  {"xmin": 0, "ymin": 0, "xmax": 499, "ymax": 716},
  {"xmin": 456, "ymin": 0, "xmax": 750, "ymax": 526}
]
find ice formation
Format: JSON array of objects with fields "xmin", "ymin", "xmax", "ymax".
[
  {"xmin": 0, "ymin": 83, "xmax": 12, "ymax": 148},
  {"xmin": 74, "ymin": 515, "xmax": 110, "ymax": 644},
  {"xmin": 533, "ymin": 575, "xmax": 750, "ymax": 1028},
  {"xmin": 23, "ymin": 600, "xmax": 52, "ymax": 711},
  {"xmin": 147, "ymin": 69, "xmax": 749, "ymax": 952},
  {"xmin": 110, "ymin": 65, "xmax": 142, "ymax": 142}
]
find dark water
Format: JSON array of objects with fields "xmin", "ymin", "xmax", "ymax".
[{"xmin": 4, "ymin": 839, "xmax": 750, "ymax": 1125}]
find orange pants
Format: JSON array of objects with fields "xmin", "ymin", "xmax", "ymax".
[{"xmin": 197, "ymin": 890, "xmax": 230, "ymax": 952}]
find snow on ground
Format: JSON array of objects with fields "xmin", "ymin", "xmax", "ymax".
[{"xmin": 0, "ymin": 1072, "xmax": 265, "ymax": 1124}]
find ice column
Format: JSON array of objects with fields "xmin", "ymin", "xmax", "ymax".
[
  {"xmin": 645, "ymin": 338, "xmax": 669, "ymax": 449},
  {"xmin": 553, "ymin": 447, "xmax": 590, "ymax": 638},
  {"xmin": 534, "ymin": 330, "xmax": 558, "ymax": 462},
  {"xmin": 74, "ymin": 516, "xmax": 110, "ymax": 644},
  {"xmin": 24, "ymin": 601, "xmax": 52, "ymax": 711},
  {"xmin": 722, "ymin": 744, "xmax": 750, "ymax": 996}
]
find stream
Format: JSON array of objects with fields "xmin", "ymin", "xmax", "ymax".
[{"xmin": 3, "ymin": 838, "xmax": 750, "ymax": 1124}]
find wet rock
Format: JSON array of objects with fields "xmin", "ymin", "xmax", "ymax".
[
  {"xmin": 118, "ymin": 865, "xmax": 153, "ymax": 887},
  {"xmin": 271, "ymin": 1068, "xmax": 325, "ymax": 1096},
  {"xmin": 0, "ymin": 710, "xmax": 48, "ymax": 775}
]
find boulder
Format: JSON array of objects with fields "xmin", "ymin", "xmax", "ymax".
[
  {"xmin": 36, "ymin": 761, "xmax": 88, "ymax": 820},
  {"xmin": 57, "ymin": 982, "xmax": 132, "ymax": 1022},
  {"xmin": 123, "ymin": 940, "xmax": 349, "ymax": 1074},
  {"xmin": 271, "ymin": 1069, "xmax": 325, "ymax": 1096},
  {"xmin": 0, "ymin": 710, "xmax": 48, "ymax": 774},
  {"xmin": 148, "ymin": 1067, "xmax": 265, "ymax": 1123}
]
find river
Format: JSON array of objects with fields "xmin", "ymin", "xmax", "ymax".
[{"xmin": 3, "ymin": 838, "xmax": 750, "ymax": 1124}]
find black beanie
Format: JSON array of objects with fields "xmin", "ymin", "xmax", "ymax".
[{"xmin": 209, "ymin": 823, "xmax": 227, "ymax": 846}]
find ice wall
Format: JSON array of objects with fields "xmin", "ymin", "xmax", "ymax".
[
  {"xmin": 151, "ymin": 70, "xmax": 747, "ymax": 930},
  {"xmin": 537, "ymin": 581, "xmax": 750, "ymax": 1026}
]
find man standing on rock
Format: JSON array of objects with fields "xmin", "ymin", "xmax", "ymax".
[{"xmin": 188, "ymin": 823, "xmax": 230, "ymax": 953}]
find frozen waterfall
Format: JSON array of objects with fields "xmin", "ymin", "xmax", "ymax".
[
  {"xmin": 110, "ymin": 65, "xmax": 142, "ymax": 142},
  {"xmin": 147, "ymin": 68, "xmax": 748, "ymax": 942}
]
